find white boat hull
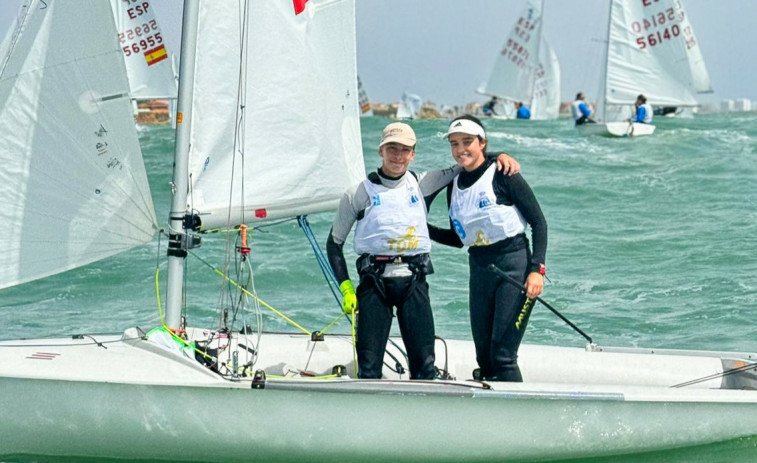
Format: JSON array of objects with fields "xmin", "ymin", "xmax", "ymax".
[
  {"xmin": 1, "ymin": 329, "xmax": 757, "ymax": 462},
  {"xmin": 576, "ymin": 121, "xmax": 656, "ymax": 137}
]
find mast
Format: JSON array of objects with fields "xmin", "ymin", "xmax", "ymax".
[{"xmin": 165, "ymin": 0, "xmax": 201, "ymax": 329}]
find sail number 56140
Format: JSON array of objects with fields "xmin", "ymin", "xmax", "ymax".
[{"xmin": 635, "ymin": 24, "xmax": 680, "ymax": 49}]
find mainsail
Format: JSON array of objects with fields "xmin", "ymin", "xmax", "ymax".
[
  {"xmin": 604, "ymin": 0, "xmax": 713, "ymax": 107},
  {"xmin": 186, "ymin": 1, "xmax": 365, "ymax": 230},
  {"xmin": 0, "ymin": 0, "xmax": 157, "ymax": 289},
  {"xmin": 478, "ymin": 0, "xmax": 560, "ymax": 120},
  {"xmin": 109, "ymin": 0, "xmax": 178, "ymax": 100}
]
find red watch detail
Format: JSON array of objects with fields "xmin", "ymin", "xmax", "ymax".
[{"xmin": 539, "ymin": 263, "xmax": 546, "ymax": 275}]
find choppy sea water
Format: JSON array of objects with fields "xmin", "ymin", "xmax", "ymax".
[{"xmin": 1, "ymin": 113, "xmax": 756, "ymax": 462}]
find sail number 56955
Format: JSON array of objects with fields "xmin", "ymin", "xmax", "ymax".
[{"xmin": 121, "ymin": 33, "xmax": 163, "ymax": 56}]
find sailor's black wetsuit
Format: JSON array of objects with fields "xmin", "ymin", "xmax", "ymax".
[
  {"xmin": 327, "ymin": 167, "xmax": 458, "ymax": 379},
  {"xmin": 430, "ymin": 157, "xmax": 547, "ymax": 382}
]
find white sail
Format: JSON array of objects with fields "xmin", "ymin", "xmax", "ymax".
[
  {"xmin": 605, "ymin": 0, "xmax": 713, "ymax": 107},
  {"xmin": 529, "ymin": 37, "xmax": 561, "ymax": 120},
  {"xmin": 357, "ymin": 75, "xmax": 373, "ymax": 116},
  {"xmin": 396, "ymin": 92, "xmax": 422, "ymax": 120},
  {"xmin": 478, "ymin": 0, "xmax": 560, "ymax": 120},
  {"xmin": 0, "ymin": 0, "xmax": 157, "ymax": 289},
  {"xmin": 109, "ymin": 0, "xmax": 178, "ymax": 100},
  {"xmin": 187, "ymin": 0, "xmax": 364, "ymax": 229}
]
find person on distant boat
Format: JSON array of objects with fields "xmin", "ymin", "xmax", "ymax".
[
  {"xmin": 514, "ymin": 102, "xmax": 531, "ymax": 120},
  {"xmin": 482, "ymin": 96, "xmax": 499, "ymax": 116},
  {"xmin": 326, "ymin": 122, "xmax": 521, "ymax": 380},
  {"xmin": 428, "ymin": 115, "xmax": 547, "ymax": 383},
  {"xmin": 630, "ymin": 94, "xmax": 653, "ymax": 124},
  {"xmin": 571, "ymin": 92, "xmax": 595, "ymax": 125}
]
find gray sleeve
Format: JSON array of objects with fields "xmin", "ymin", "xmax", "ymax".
[
  {"xmin": 330, "ymin": 182, "xmax": 369, "ymax": 245},
  {"xmin": 417, "ymin": 165, "xmax": 461, "ymax": 196}
]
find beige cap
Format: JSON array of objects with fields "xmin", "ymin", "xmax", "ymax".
[{"xmin": 379, "ymin": 122, "xmax": 416, "ymax": 147}]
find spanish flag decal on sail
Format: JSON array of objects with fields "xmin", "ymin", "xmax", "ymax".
[
  {"xmin": 293, "ymin": 0, "xmax": 309, "ymax": 15},
  {"xmin": 144, "ymin": 45, "xmax": 168, "ymax": 66}
]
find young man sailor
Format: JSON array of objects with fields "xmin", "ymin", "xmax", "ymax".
[{"xmin": 326, "ymin": 122, "xmax": 519, "ymax": 379}]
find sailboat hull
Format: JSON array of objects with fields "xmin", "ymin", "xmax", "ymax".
[
  {"xmin": 2, "ymin": 330, "xmax": 757, "ymax": 462},
  {"xmin": 576, "ymin": 122, "xmax": 656, "ymax": 138}
]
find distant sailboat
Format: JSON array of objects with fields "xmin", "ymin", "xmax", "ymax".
[
  {"xmin": 357, "ymin": 75, "xmax": 373, "ymax": 116},
  {"xmin": 109, "ymin": 0, "xmax": 178, "ymax": 124},
  {"xmin": 395, "ymin": 91, "xmax": 422, "ymax": 120},
  {"xmin": 581, "ymin": 0, "xmax": 712, "ymax": 137},
  {"xmin": 477, "ymin": 0, "xmax": 560, "ymax": 120}
]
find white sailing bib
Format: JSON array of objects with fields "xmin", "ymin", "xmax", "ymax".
[
  {"xmin": 571, "ymin": 100, "xmax": 585, "ymax": 120},
  {"xmin": 354, "ymin": 174, "xmax": 431, "ymax": 256},
  {"xmin": 449, "ymin": 164, "xmax": 526, "ymax": 247}
]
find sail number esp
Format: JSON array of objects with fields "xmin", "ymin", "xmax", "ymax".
[{"xmin": 118, "ymin": 1, "xmax": 162, "ymax": 57}]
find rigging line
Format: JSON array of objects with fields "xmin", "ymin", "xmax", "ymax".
[
  {"xmin": 671, "ymin": 362, "xmax": 757, "ymax": 388},
  {"xmin": 0, "ymin": 1, "xmax": 32, "ymax": 77},
  {"xmin": 154, "ymin": 267, "xmax": 215, "ymax": 361},
  {"xmin": 488, "ymin": 264, "xmax": 594, "ymax": 344},
  {"xmin": 187, "ymin": 248, "xmax": 311, "ymax": 336},
  {"xmin": 221, "ymin": 0, "xmax": 251, "ymax": 236},
  {"xmin": 0, "ymin": 337, "xmax": 134, "ymax": 349},
  {"xmin": 294, "ymin": 218, "xmax": 355, "ymax": 369},
  {"xmin": 316, "ymin": 313, "xmax": 345, "ymax": 336},
  {"xmin": 297, "ymin": 216, "xmax": 341, "ymax": 306},
  {"xmin": 217, "ymin": 0, "xmax": 251, "ymax": 301}
]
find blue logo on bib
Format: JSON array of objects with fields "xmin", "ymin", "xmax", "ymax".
[
  {"xmin": 452, "ymin": 219, "xmax": 466, "ymax": 239},
  {"xmin": 478, "ymin": 195, "xmax": 491, "ymax": 209},
  {"xmin": 372, "ymin": 194, "xmax": 381, "ymax": 206}
]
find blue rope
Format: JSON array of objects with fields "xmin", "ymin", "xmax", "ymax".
[{"xmin": 297, "ymin": 216, "xmax": 341, "ymax": 307}]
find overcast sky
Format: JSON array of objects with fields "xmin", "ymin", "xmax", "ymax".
[{"xmin": 2, "ymin": 1, "xmax": 755, "ymax": 106}]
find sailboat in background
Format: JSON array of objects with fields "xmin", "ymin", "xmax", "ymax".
[
  {"xmin": 477, "ymin": 0, "xmax": 560, "ymax": 120},
  {"xmin": 110, "ymin": 0, "xmax": 178, "ymax": 125},
  {"xmin": 395, "ymin": 91, "xmax": 423, "ymax": 120},
  {"xmin": 581, "ymin": 0, "xmax": 712, "ymax": 137},
  {"xmin": 4, "ymin": 1, "xmax": 757, "ymax": 462},
  {"xmin": 357, "ymin": 75, "xmax": 373, "ymax": 116}
]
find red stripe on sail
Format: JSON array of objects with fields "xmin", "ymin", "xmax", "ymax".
[{"xmin": 293, "ymin": 0, "xmax": 309, "ymax": 15}]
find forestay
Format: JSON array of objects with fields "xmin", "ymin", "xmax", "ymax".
[
  {"xmin": 188, "ymin": 0, "xmax": 365, "ymax": 229},
  {"xmin": 605, "ymin": 0, "xmax": 712, "ymax": 107},
  {"xmin": 109, "ymin": 0, "xmax": 178, "ymax": 100},
  {"xmin": 0, "ymin": 0, "xmax": 157, "ymax": 290}
]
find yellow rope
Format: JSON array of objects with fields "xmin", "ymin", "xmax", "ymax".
[
  {"xmin": 318, "ymin": 313, "xmax": 345, "ymax": 335},
  {"xmin": 154, "ymin": 267, "xmax": 215, "ymax": 361},
  {"xmin": 209, "ymin": 267, "xmax": 311, "ymax": 336},
  {"xmin": 156, "ymin": 234, "xmax": 359, "ymax": 376},
  {"xmin": 351, "ymin": 312, "xmax": 357, "ymax": 373}
]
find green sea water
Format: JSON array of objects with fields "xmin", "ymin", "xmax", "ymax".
[{"xmin": 1, "ymin": 113, "xmax": 756, "ymax": 462}]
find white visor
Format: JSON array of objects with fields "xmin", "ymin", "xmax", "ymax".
[{"xmin": 443, "ymin": 119, "xmax": 486, "ymax": 139}]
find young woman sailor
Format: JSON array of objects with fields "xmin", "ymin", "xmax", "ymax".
[{"xmin": 429, "ymin": 115, "xmax": 547, "ymax": 382}]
